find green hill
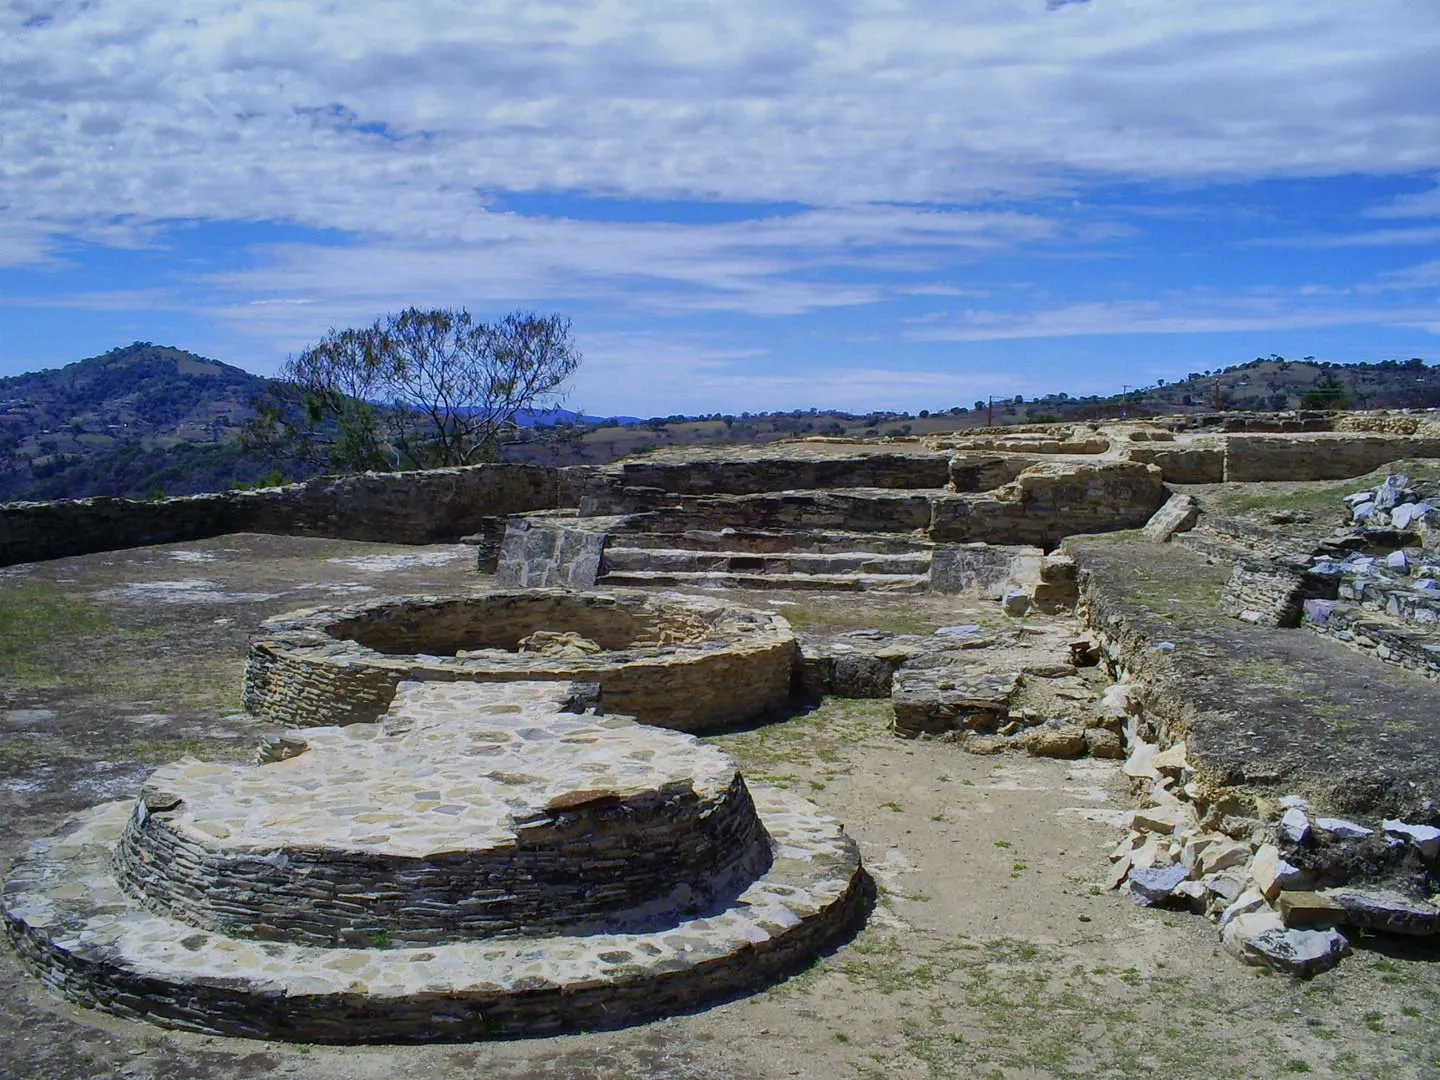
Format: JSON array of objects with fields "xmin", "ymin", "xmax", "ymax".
[{"xmin": 0, "ymin": 343, "xmax": 297, "ymax": 501}]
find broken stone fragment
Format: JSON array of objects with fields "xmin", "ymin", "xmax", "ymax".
[
  {"xmin": 1251, "ymin": 842, "xmax": 1308, "ymax": 901},
  {"xmin": 1151, "ymin": 741, "xmax": 1188, "ymax": 777},
  {"xmin": 1279, "ymin": 807, "xmax": 1311, "ymax": 844},
  {"xmin": 1123, "ymin": 740, "xmax": 1161, "ymax": 781},
  {"xmin": 1219, "ymin": 887, "xmax": 1269, "ymax": 928},
  {"xmin": 1127, "ymin": 864, "xmax": 1189, "ymax": 906},
  {"xmin": 1022, "ymin": 724, "xmax": 1087, "ymax": 759},
  {"xmin": 1134, "ymin": 803, "xmax": 1195, "ymax": 836},
  {"xmin": 1001, "ymin": 589, "xmax": 1032, "ymax": 617},
  {"xmin": 1313, "ymin": 816, "xmax": 1372, "ymax": 839},
  {"xmin": 1198, "ymin": 839, "xmax": 1252, "ymax": 876},
  {"xmin": 1318, "ymin": 887, "xmax": 1440, "ymax": 936},
  {"xmin": 1100, "ymin": 683, "xmax": 1134, "ymax": 720},
  {"xmin": 1083, "ymin": 727, "xmax": 1125, "ymax": 759},
  {"xmin": 1229, "ymin": 920, "xmax": 1350, "ymax": 976},
  {"xmin": 1277, "ymin": 890, "xmax": 1346, "ymax": 928},
  {"xmin": 1021, "ymin": 662, "xmax": 1078, "ymax": 679},
  {"xmin": 1067, "ymin": 637, "xmax": 1100, "ymax": 667},
  {"xmin": 1202, "ymin": 871, "xmax": 1247, "ymax": 906},
  {"xmin": 1382, "ymin": 819, "xmax": 1440, "ymax": 860}
]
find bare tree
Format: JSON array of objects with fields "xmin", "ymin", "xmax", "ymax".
[{"xmin": 247, "ymin": 308, "xmax": 581, "ymax": 471}]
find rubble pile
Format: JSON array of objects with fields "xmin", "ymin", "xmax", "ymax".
[
  {"xmin": 1299, "ymin": 473, "xmax": 1440, "ymax": 678},
  {"xmin": 1109, "ymin": 709, "xmax": 1440, "ymax": 976}
]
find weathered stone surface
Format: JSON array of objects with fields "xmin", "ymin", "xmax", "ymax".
[
  {"xmin": 1023, "ymin": 724, "xmax": 1087, "ymax": 759},
  {"xmin": 1127, "ymin": 864, "xmax": 1189, "ymax": 906},
  {"xmin": 890, "ymin": 667, "xmax": 1020, "ymax": 738},
  {"xmin": 244, "ymin": 589, "xmax": 796, "ymax": 732},
  {"xmin": 1252, "ymin": 843, "xmax": 1309, "ymax": 901},
  {"xmin": 1142, "ymin": 492, "xmax": 1201, "ymax": 543},
  {"xmin": 1318, "ymin": 887, "xmax": 1440, "ymax": 935},
  {"xmin": 928, "ymin": 543, "xmax": 1043, "ymax": 597},
  {"xmin": 1226, "ymin": 917, "xmax": 1350, "ymax": 976}
]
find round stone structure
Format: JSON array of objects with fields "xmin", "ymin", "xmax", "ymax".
[
  {"xmin": 3, "ymin": 680, "xmax": 868, "ymax": 1042},
  {"xmin": 242, "ymin": 588, "xmax": 796, "ymax": 731}
]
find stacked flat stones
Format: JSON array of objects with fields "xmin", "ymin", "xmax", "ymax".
[
  {"xmin": 3, "ymin": 681, "xmax": 866, "ymax": 1042},
  {"xmin": 242, "ymin": 588, "xmax": 796, "ymax": 731}
]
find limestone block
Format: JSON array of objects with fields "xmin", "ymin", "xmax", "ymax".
[{"xmin": 1141, "ymin": 492, "xmax": 1200, "ymax": 543}]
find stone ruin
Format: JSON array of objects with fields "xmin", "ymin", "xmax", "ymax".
[
  {"xmin": 11, "ymin": 410, "xmax": 1440, "ymax": 1031},
  {"xmin": 1, "ymin": 596, "xmax": 865, "ymax": 1041}
]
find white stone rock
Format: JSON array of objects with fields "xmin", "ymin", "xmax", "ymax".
[
  {"xmin": 1101, "ymin": 683, "xmax": 1135, "ymax": 720},
  {"xmin": 1251, "ymin": 842, "xmax": 1307, "ymax": 900},
  {"xmin": 1219, "ymin": 888, "xmax": 1269, "ymax": 928},
  {"xmin": 1199, "ymin": 840, "xmax": 1252, "ymax": 876},
  {"xmin": 1280, "ymin": 807, "xmax": 1311, "ymax": 843},
  {"xmin": 1383, "ymin": 819, "xmax": 1440, "ymax": 860},
  {"xmin": 1314, "ymin": 817, "xmax": 1373, "ymax": 839}
]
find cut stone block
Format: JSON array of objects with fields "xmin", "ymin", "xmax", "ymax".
[{"xmin": 890, "ymin": 667, "xmax": 1020, "ymax": 738}]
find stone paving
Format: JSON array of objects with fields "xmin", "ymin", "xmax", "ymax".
[{"xmin": 3, "ymin": 679, "xmax": 867, "ymax": 1041}]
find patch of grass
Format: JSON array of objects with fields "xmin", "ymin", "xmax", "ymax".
[
  {"xmin": 881, "ymin": 800, "xmax": 904, "ymax": 813},
  {"xmin": 0, "ymin": 583, "xmax": 118, "ymax": 688}
]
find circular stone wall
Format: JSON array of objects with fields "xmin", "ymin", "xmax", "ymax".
[
  {"xmin": 3, "ymin": 680, "xmax": 868, "ymax": 1043},
  {"xmin": 113, "ymin": 684, "xmax": 772, "ymax": 947},
  {"xmin": 242, "ymin": 589, "xmax": 795, "ymax": 731}
]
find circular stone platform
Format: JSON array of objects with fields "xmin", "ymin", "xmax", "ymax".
[
  {"xmin": 114, "ymin": 683, "xmax": 771, "ymax": 946},
  {"xmin": 242, "ymin": 589, "xmax": 795, "ymax": 731},
  {"xmin": 3, "ymin": 681, "xmax": 867, "ymax": 1042}
]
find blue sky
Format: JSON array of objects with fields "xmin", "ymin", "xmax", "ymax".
[{"xmin": 2, "ymin": 0, "xmax": 1439, "ymax": 416}]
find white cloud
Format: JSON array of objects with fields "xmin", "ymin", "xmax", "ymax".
[
  {"xmin": 903, "ymin": 292, "xmax": 1440, "ymax": 342},
  {"xmin": 3, "ymin": 0, "xmax": 1439, "ymax": 263},
  {"xmin": 1366, "ymin": 177, "xmax": 1440, "ymax": 219},
  {"xmin": 571, "ymin": 330, "xmax": 1035, "ymax": 414}
]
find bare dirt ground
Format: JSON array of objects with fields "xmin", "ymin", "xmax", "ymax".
[{"xmin": 2, "ymin": 535, "xmax": 1438, "ymax": 1080}]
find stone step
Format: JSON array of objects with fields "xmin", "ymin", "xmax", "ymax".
[
  {"xmin": 608, "ymin": 527, "xmax": 932, "ymax": 556},
  {"xmin": 600, "ymin": 546, "xmax": 933, "ymax": 576},
  {"xmin": 596, "ymin": 569, "xmax": 932, "ymax": 593}
]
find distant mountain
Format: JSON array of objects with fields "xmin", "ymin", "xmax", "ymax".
[
  {"xmin": 514, "ymin": 407, "xmax": 643, "ymax": 428},
  {"xmin": 0, "ymin": 343, "xmax": 289, "ymax": 501}
]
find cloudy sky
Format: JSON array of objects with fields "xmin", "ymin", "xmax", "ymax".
[{"xmin": 3, "ymin": 0, "xmax": 1440, "ymax": 416}]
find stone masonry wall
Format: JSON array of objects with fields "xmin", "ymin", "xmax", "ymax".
[
  {"xmin": 1222, "ymin": 434, "xmax": 1440, "ymax": 483},
  {"xmin": 0, "ymin": 463, "xmax": 587, "ymax": 566},
  {"xmin": 113, "ymin": 777, "xmax": 769, "ymax": 947}
]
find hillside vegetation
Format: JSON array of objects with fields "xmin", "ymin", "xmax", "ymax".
[{"xmin": 1, "ymin": 345, "xmax": 1436, "ymax": 500}]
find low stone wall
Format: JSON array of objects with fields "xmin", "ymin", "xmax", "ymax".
[
  {"xmin": 114, "ymin": 773, "xmax": 768, "ymax": 947},
  {"xmin": 1222, "ymin": 434, "xmax": 1440, "ymax": 483},
  {"xmin": 929, "ymin": 461, "xmax": 1166, "ymax": 548},
  {"xmin": 1122, "ymin": 442, "xmax": 1226, "ymax": 484},
  {"xmin": 1304, "ymin": 601, "xmax": 1440, "ymax": 680},
  {"xmin": 1220, "ymin": 561, "xmax": 1333, "ymax": 628},
  {"xmin": 929, "ymin": 543, "xmax": 1044, "ymax": 597},
  {"xmin": 0, "ymin": 463, "xmax": 586, "ymax": 567},
  {"xmin": 590, "ymin": 452, "xmax": 951, "ymax": 499},
  {"xmin": 243, "ymin": 591, "xmax": 797, "ymax": 731}
]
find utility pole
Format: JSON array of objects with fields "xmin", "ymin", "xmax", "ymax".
[
  {"xmin": 987, "ymin": 395, "xmax": 994, "ymax": 428},
  {"xmin": 1214, "ymin": 379, "xmax": 1222, "ymax": 412},
  {"xmin": 1120, "ymin": 385, "xmax": 1130, "ymax": 420}
]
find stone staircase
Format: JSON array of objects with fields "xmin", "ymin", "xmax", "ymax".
[{"xmin": 595, "ymin": 528, "xmax": 935, "ymax": 592}]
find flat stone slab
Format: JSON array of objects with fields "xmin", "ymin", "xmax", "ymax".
[{"xmin": 4, "ymin": 785, "xmax": 865, "ymax": 1042}]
